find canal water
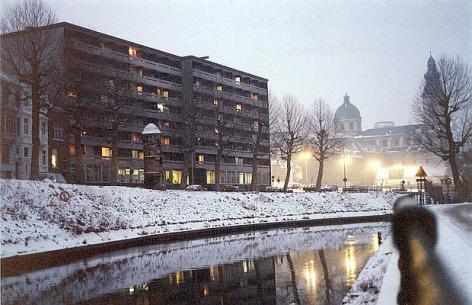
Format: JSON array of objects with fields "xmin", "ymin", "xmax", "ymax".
[{"xmin": 2, "ymin": 222, "xmax": 388, "ymax": 305}]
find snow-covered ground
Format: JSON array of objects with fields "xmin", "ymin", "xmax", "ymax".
[
  {"xmin": 345, "ymin": 202, "xmax": 472, "ymax": 305},
  {"xmin": 0, "ymin": 179, "xmax": 398, "ymax": 258}
]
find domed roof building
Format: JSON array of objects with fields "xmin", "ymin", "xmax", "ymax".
[{"xmin": 335, "ymin": 94, "xmax": 362, "ymax": 136}]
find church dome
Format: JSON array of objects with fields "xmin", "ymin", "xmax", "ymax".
[{"xmin": 335, "ymin": 94, "xmax": 361, "ymax": 119}]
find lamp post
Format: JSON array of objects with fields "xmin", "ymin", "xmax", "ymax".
[
  {"xmin": 343, "ymin": 148, "xmax": 348, "ymax": 189},
  {"xmin": 415, "ymin": 166, "xmax": 427, "ymax": 205}
]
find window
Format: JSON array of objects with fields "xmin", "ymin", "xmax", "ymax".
[
  {"xmin": 206, "ymin": 170, "xmax": 215, "ymax": 184},
  {"xmin": 235, "ymin": 76, "xmax": 241, "ymax": 84},
  {"xmin": 163, "ymin": 90, "xmax": 169, "ymax": 98},
  {"xmin": 197, "ymin": 154, "xmax": 204, "ymax": 164},
  {"xmin": 136, "ymin": 85, "xmax": 143, "ymax": 94},
  {"xmin": 162, "ymin": 121, "xmax": 170, "ymax": 128},
  {"xmin": 41, "ymin": 150, "xmax": 46, "ymax": 165},
  {"xmin": 195, "ymin": 80, "xmax": 200, "ymax": 86},
  {"xmin": 238, "ymin": 172, "xmax": 244, "ymax": 184},
  {"xmin": 216, "ymin": 85, "xmax": 223, "ymax": 91},
  {"xmin": 51, "ymin": 149, "xmax": 58, "ymax": 168},
  {"xmin": 138, "ymin": 151, "xmax": 144, "ymax": 160},
  {"xmin": 41, "ymin": 120, "xmax": 46, "ymax": 136},
  {"xmin": 101, "ymin": 147, "xmax": 111, "ymax": 157},
  {"xmin": 235, "ymin": 157, "xmax": 244, "ymax": 165},
  {"xmin": 69, "ymin": 144, "xmax": 75, "ymax": 155},
  {"xmin": 165, "ymin": 170, "xmax": 171, "ymax": 183},
  {"xmin": 129, "ymin": 47, "xmax": 138, "ymax": 57},
  {"xmin": 131, "ymin": 133, "xmax": 140, "ymax": 143},
  {"xmin": 156, "ymin": 88, "xmax": 169, "ymax": 97},
  {"xmin": 53, "ymin": 128, "xmax": 64, "ymax": 141},
  {"xmin": 67, "ymin": 90, "xmax": 77, "ymax": 97},
  {"xmin": 23, "ymin": 146, "xmax": 29, "ymax": 157},
  {"xmin": 235, "ymin": 104, "xmax": 242, "ymax": 111},
  {"xmin": 161, "ymin": 137, "xmax": 170, "ymax": 145},
  {"xmin": 253, "ymin": 121, "xmax": 259, "ymax": 130},
  {"xmin": 107, "ymin": 79, "xmax": 115, "ymax": 87},
  {"xmin": 244, "ymin": 173, "xmax": 252, "ymax": 184},
  {"xmin": 250, "ymin": 93, "xmax": 258, "ymax": 101},
  {"xmin": 213, "ymin": 99, "xmax": 220, "ymax": 106},
  {"xmin": 23, "ymin": 118, "xmax": 29, "ymax": 135},
  {"xmin": 172, "ymin": 170, "xmax": 182, "ymax": 184},
  {"xmin": 132, "ymin": 150, "xmax": 139, "ymax": 159}
]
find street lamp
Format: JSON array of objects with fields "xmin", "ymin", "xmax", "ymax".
[
  {"xmin": 298, "ymin": 150, "xmax": 312, "ymax": 186},
  {"xmin": 368, "ymin": 160, "xmax": 382, "ymax": 187},
  {"xmin": 415, "ymin": 166, "xmax": 427, "ymax": 205}
]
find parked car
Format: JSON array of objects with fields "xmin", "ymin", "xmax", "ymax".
[
  {"xmin": 222, "ymin": 185, "xmax": 240, "ymax": 192},
  {"xmin": 321, "ymin": 185, "xmax": 338, "ymax": 192},
  {"xmin": 263, "ymin": 186, "xmax": 281, "ymax": 192},
  {"xmin": 185, "ymin": 184, "xmax": 207, "ymax": 191}
]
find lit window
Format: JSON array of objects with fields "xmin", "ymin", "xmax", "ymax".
[
  {"xmin": 157, "ymin": 103, "xmax": 164, "ymax": 112},
  {"xmin": 172, "ymin": 170, "xmax": 182, "ymax": 184},
  {"xmin": 235, "ymin": 76, "xmax": 241, "ymax": 84},
  {"xmin": 235, "ymin": 157, "xmax": 244, "ymax": 165},
  {"xmin": 163, "ymin": 90, "xmax": 169, "ymax": 98},
  {"xmin": 69, "ymin": 144, "xmax": 75, "ymax": 155},
  {"xmin": 136, "ymin": 85, "xmax": 143, "ymax": 94},
  {"xmin": 235, "ymin": 104, "xmax": 242, "ymax": 111},
  {"xmin": 138, "ymin": 151, "xmax": 144, "ymax": 160},
  {"xmin": 165, "ymin": 170, "xmax": 171, "ymax": 183},
  {"xmin": 213, "ymin": 99, "xmax": 219, "ymax": 106},
  {"xmin": 206, "ymin": 170, "xmax": 215, "ymax": 184},
  {"xmin": 51, "ymin": 149, "xmax": 58, "ymax": 168},
  {"xmin": 216, "ymin": 85, "xmax": 223, "ymax": 91},
  {"xmin": 161, "ymin": 137, "xmax": 170, "ymax": 145},
  {"xmin": 253, "ymin": 121, "xmax": 259, "ymax": 130},
  {"xmin": 130, "ymin": 134, "xmax": 140, "ymax": 143},
  {"xmin": 195, "ymin": 80, "xmax": 200, "ymax": 86},
  {"xmin": 197, "ymin": 154, "xmax": 204, "ymax": 164},
  {"xmin": 162, "ymin": 121, "xmax": 170, "ymax": 128},
  {"xmin": 129, "ymin": 47, "xmax": 138, "ymax": 57},
  {"xmin": 67, "ymin": 90, "xmax": 77, "ymax": 97},
  {"xmin": 250, "ymin": 93, "xmax": 258, "ymax": 101},
  {"xmin": 132, "ymin": 150, "xmax": 139, "ymax": 159},
  {"xmin": 101, "ymin": 147, "xmax": 111, "ymax": 157}
]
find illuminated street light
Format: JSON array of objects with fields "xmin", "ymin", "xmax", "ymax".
[{"xmin": 298, "ymin": 149, "xmax": 312, "ymax": 186}]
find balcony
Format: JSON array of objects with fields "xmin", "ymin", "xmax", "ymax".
[
  {"xmin": 192, "ymin": 70, "xmax": 267, "ymax": 95},
  {"xmin": 193, "ymin": 85, "xmax": 268, "ymax": 108},
  {"xmin": 70, "ymin": 41, "xmax": 182, "ymax": 76}
]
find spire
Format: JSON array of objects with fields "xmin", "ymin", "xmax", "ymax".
[
  {"xmin": 344, "ymin": 93, "xmax": 350, "ymax": 103},
  {"xmin": 427, "ymin": 52, "xmax": 436, "ymax": 71}
]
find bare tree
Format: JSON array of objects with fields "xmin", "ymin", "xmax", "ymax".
[
  {"xmin": 413, "ymin": 55, "xmax": 472, "ymax": 202},
  {"xmin": 308, "ymin": 98, "xmax": 343, "ymax": 191},
  {"xmin": 249, "ymin": 96, "xmax": 272, "ymax": 191},
  {"xmin": 1, "ymin": 0, "xmax": 58, "ymax": 180},
  {"xmin": 213, "ymin": 100, "xmax": 234, "ymax": 191},
  {"xmin": 272, "ymin": 94, "xmax": 308, "ymax": 192}
]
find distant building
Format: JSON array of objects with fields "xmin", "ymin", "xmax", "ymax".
[
  {"xmin": 0, "ymin": 74, "xmax": 48, "ymax": 179},
  {"xmin": 290, "ymin": 55, "xmax": 450, "ymax": 188}
]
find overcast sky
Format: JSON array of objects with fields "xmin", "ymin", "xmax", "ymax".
[{"xmin": 42, "ymin": 0, "xmax": 472, "ymax": 128}]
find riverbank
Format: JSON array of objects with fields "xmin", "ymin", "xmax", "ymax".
[{"xmin": 1, "ymin": 179, "xmax": 398, "ymax": 260}]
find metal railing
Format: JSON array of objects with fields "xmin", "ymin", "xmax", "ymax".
[{"xmin": 392, "ymin": 196, "xmax": 468, "ymax": 305}]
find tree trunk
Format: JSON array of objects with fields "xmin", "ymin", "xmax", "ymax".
[
  {"xmin": 74, "ymin": 129, "xmax": 84, "ymax": 184},
  {"xmin": 109, "ymin": 131, "xmax": 118, "ymax": 185},
  {"xmin": 318, "ymin": 249, "xmax": 333, "ymax": 304},
  {"xmin": 215, "ymin": 147, "xmax": 221, "ymax": 191},
  {"xmin": 315, "ymin": 157, "xmax": 324, "ymax": 192},
  {"xmin": 251, "ymin": 151, "xmax": 258, "ymax": 191},
  {"xmin": 448, "ymin": 153, "xmax": 465, "ymax": 202},
  {"xmin": 182, "ymin": 149, "xmax": 191, "ymax": 188},
  {"xmin": 283, "ymin": 153, "xmax": 292, "ymax": 192},
  {"xmin": 286, "ymin": 254, "xmax": 301, "ymax": 305},
  {"xmin": 30, "ymin": 81, "xmax": 41, "ymax": 180}
]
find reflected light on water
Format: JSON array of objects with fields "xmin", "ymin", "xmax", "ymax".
[
  {"xmin": 304, "ymin": 259, "xmax": 317, "ymax": 291},
  {"xmin": 345, "ymin": 245, "xmax": 357, "ymax": 285}
]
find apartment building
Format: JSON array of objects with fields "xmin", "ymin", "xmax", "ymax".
[
  {"xmin": 6, "ymin": 22, "xmax": 270, "ymax": 188},
  {"xmin": 0, "ymin": 74, "xmax": 49, "ymax": 179}
]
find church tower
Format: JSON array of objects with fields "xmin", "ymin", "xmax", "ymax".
[
  {"xmin": 334, "ymin": 93, "xmax": 362, "ymax": 136},
  {"xmin": 422, "ymin": 54, "xmax": 440, "ymax": 98}
]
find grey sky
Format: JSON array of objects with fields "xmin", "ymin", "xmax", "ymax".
[{"xmin": 46, "ymin": 0, "xmax": 472, "ymax": 128}]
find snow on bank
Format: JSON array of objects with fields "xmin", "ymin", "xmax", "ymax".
[
  {"xmin": 342, "ymin": 235, "xmax": 394, "ymax": 305},
  {"xmin": 0, "ymin": 179, "xmax": 398, "ymax": 258}
]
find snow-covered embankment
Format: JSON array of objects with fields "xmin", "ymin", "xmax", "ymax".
[{"xmin": 1, "ymin": 179, "xmax": 398, "ymax": 258}]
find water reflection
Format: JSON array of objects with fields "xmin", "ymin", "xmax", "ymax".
[{"xmin": 2, "ymin": 223, "xmax": 388, "ymax": 305}]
